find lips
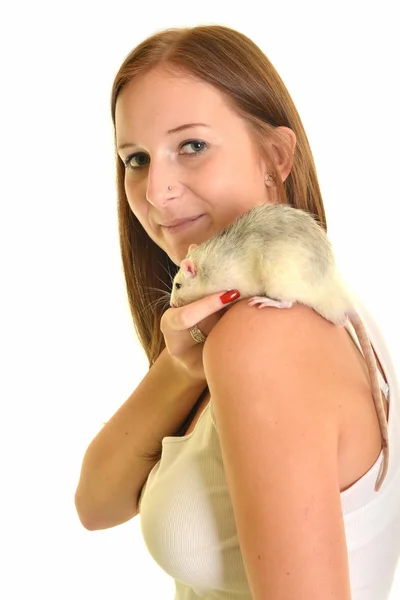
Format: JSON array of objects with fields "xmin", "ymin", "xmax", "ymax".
[{"xmin": 161, "ymin": 215, "xmax": 202, "ymax": 227}]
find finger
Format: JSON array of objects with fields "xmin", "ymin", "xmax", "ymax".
[{"xmin": 162, "ymin": 290, "xmax": 240, "ymax": 333}]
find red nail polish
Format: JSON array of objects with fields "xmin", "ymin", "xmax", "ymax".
[{"xmin": 220, "ymin": 290, "xmax": 241, "ymax": 304}]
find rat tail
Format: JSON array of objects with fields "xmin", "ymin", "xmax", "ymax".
[{"xmin": 348, "ymin": 310, "xmax": 389, "ymax": 491}]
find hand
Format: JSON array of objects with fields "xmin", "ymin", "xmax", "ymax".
[{"xmin": 160, "ymin": 290, "xmax": 240, "ymax": 381}]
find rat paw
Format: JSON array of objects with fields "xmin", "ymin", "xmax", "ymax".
[{"xmin": 248, "ymin": 296, "xmax": 293, "ymax": 309}]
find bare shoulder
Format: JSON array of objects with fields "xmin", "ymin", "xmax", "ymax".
[
  {"xmin": 204, "ymin": 297, "xmax": 382, "ymax": 456},
  {"xmin": 205, "ymin": 297, "xmax": 350, "ymax": 375},
  {"xmin": 203, "ymin": 298, "xmax": 354, "ymax": 443},
  {"xmin": 202, "ymin": 299, "xmax": 353, "ymax": 598}
]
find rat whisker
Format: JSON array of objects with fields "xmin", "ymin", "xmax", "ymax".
[
  {"xmin": 155, "ymin": 273, "xmax": 167, "ymax": 287},
  {"xmin": 158, "ymin": 260, "xmax": 176, "ymax": 285},
  {"xmin": 144, "ymin": 286, "xmax": 171, "ymax": 296},
  {"xmin": 136, "ymin": 295, "xmax": 170, "ymax": 318}
]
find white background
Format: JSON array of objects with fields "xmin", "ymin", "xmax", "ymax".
[{"xmin": 1, "ymin": 0, "xmax": 399, "ymax": 598}]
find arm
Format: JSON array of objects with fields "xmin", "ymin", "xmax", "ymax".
[
  {"xmin": 74, "ymin": 347, "xmax": 207, "ymax": 531},
  {"xmin": 203, "ymin": 300, "xmax": 352, "ymax": 600}
]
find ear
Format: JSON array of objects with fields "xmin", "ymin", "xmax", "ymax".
[
  {"xmin": 270, "ymin": 126, "xmax": 297, "ymax": 183},
  {"xmin": 188, "ymin": 243, "xmax": 198, "ymax": 253},
  {"xmin": 180, "ymin": 258, "xmax": 197, "ymax": 279}
]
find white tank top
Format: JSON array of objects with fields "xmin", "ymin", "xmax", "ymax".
[{"xmin": 139, "ymin": 299, "xmax": 400, "ymax": 600}]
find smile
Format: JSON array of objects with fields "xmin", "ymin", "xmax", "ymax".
[{"xmin": 161, "ymin": 215, "xmax": 204, "ymax": 234}]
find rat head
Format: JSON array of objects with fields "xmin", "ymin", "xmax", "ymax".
[{"xmin": 170, "ymin": 244, "xmax": 204, "ymax": 308}]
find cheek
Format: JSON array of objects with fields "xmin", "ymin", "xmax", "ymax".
[
  {"xmin": 199, "ymin": 151, "xmax": 263, "ymax": 201},
  {"xmin": 124, "ymin": 190, "xmax": 160, "ymax": 248},
  {"xmin": 124, "ymin": 175, "xmax": 142, "ymax": 208},
  {"xmin": 193, "ymin": 167, "xmax": 242, "ymax": 220},
  {"xmin": 124, "ymin": 178, "xmax": 148, "ymax": 224}
]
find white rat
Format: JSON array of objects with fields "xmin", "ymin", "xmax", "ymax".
[{"xmin": 169, "ymin": 202, "xmax": 389, "ymax": 492}]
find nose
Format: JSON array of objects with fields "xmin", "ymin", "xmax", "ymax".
[{"xmin": 146, "ymin": 159, "xmax": 179, "ymax": 206}]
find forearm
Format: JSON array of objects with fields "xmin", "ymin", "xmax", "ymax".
[{"xmin": 74, "ymin": 347, "xmax": 206, "ymax": 530}]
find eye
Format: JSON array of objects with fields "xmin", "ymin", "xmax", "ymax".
[
  {"xmin": 124, "ymin": 152, "xmax": 149, "ymax": 170},
  {"xmin": 180, "ymin": 140, "xmax": 207, "ymax": 155},
  {"xmin": 174, "ymin": 282, "xmax": 182, "ymax": 290}
]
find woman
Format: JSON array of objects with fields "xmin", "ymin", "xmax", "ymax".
[{"xmin": 75, "ymin": 25, "xmax": 400, "ymax": 600}]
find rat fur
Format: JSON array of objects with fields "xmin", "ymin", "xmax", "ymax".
[{"xmin": 170, "ymin": 202, "xmax": 389, "ymax": 491}]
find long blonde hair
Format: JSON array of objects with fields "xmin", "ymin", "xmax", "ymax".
[{"xmin": 110, "ymin": 25, "xmax": 327, "ymax": 369}]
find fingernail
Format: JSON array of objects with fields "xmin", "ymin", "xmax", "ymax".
[{"xmin": 219, "ymin": 290, "xmax": 241, "ymax": 304}]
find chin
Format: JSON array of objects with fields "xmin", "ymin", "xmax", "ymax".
[
  {"xmin": 168, "ymin": 252, "xmax": 183, "ymax": 267},
  {"xmin": 168, "ymin": 245, "xmax": 190, "ymax": 266}
]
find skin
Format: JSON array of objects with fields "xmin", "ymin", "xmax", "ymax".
[
  {"xmin": 114, "ymin": 65, "xmax": 390, "ymax": 599},
  {"xmin": 115, "ymin": 66, "xmax": 297, "ymax": 266}
]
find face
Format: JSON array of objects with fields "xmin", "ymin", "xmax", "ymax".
[{"xmin": 115, "ymin": 67, "xmax": 285, "ymax": 266}]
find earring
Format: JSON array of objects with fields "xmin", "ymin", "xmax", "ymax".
[
  {"xmin": 168, "ymin": 185, "xmax": 172, "ymax": 190},
  {"xmin": 265, "ymin": 173, "xmax": 275, "ymax": 184}
]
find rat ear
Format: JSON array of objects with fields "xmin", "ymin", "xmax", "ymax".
[
  {"xmin": 188, "ymin": 244, "xmax": 198, "ymax": 253},
  {"xmin": 180, "ymin": 258, "xmax": 197, "ymax": 279}
]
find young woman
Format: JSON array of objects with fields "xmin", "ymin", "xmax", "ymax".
[{"xmin": 75, "ymin": 25, "xmax": 400, "ymax": 600}]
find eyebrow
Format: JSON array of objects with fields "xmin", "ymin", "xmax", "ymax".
[{"xmin": 117, "ymin": 123, "xmax": 209, "ymax": 151}]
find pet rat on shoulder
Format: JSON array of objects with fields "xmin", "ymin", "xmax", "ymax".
[{"xmin": 169, "ymin": 202, "xmax": 389, "ymax": 492}]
